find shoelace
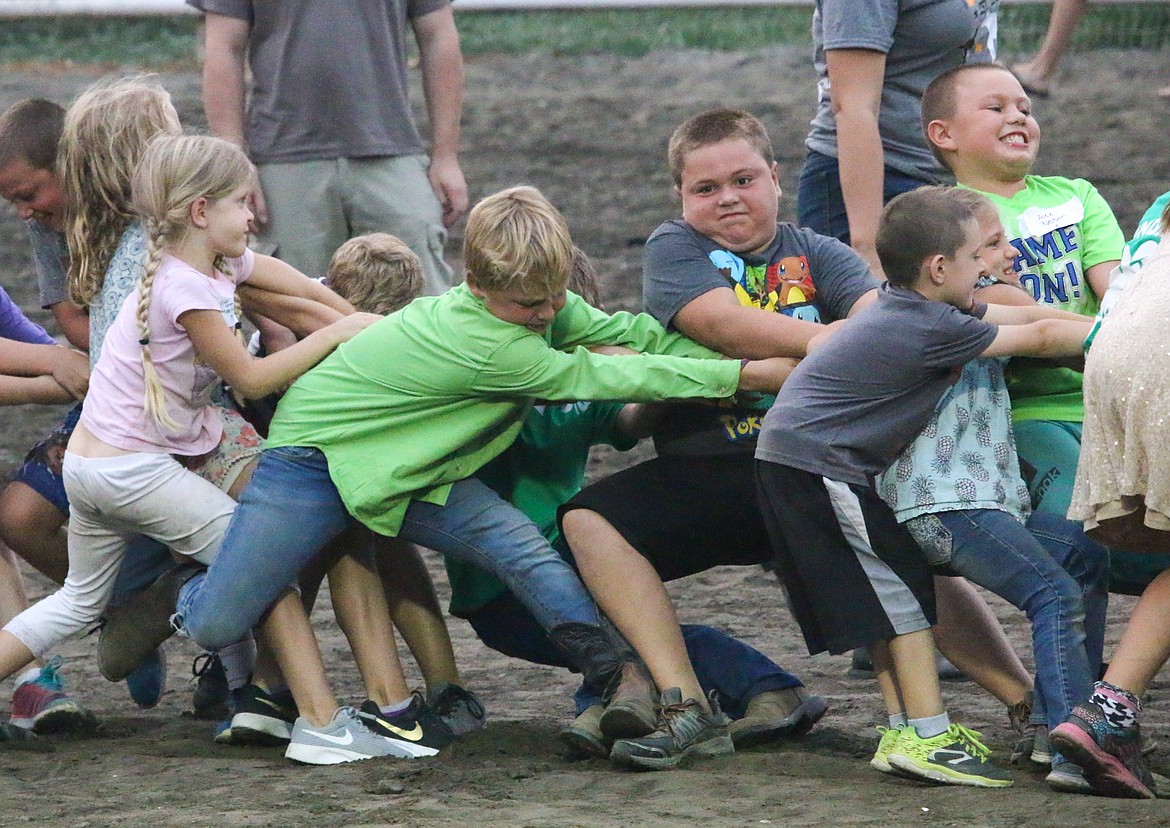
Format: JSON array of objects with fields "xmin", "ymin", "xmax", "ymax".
[
  {"xmin": 949, "ymin": 723, "xmax": 992, "ymax": 760},
  {"xmin": 34, "ymin": 655, "xmax": 66, "ymax": 691},
  {"xmin": 191, "ymin": 651, "xmax": 220, "ymax": 681},
  {"xmin": 433, "ymin": 685, "xmax": 484, "ymax": 719}
]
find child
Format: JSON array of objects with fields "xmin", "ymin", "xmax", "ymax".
[
  {"xmin": 0, "ymin": 98, "xmax": 87, "ymax": 349},
  {"xmin": 1049, "ymin": 198, "xmax": 1170, "ymax": 799},
  {"xmin": 0, "ymin": 284, "xmax": 93, "ymax": 735},
  {"xmin": 921, "ymin": 62, "xmax": 1124, "ymax": 543},
  {"xmin": 874, "ymin": 195, "xmax": 1110, "ymax": 793},
  {"xmin": 0, "ymin": 134, "xmax": 378, "ymax": 751},
  {"xmin": 109, "ymin": 185, "xmax": 780, "ymax": 762},
  {"xmin": 755, "ymin": 186, "xmax": 1093, "ymax": 788},
  {"xmin": 435, "ymin": 249, "xmax": 826, "ymax": 756}
]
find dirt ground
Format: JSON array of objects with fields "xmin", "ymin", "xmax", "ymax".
[{"xmin": 2, "ymin": 43, "xmax": 1170, "ymax": 827}]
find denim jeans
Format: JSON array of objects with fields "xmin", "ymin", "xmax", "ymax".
[
  {"xmin": 925, "ymin": 509, "xmax": 1109, "ymax": 734},
  {"xmin": 796, "ymin": 149, "xmax": 932, "ymax": 244},
  {"xmin": 177, "ymin": 446, "xmax": 600, "ymax": 650},
  {"xmin": 466, "ymin": 590, "xmax": 801, "ymax": 717}
]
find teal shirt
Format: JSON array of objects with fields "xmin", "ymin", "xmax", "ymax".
[
  {"xmin": 266, "ymin": 284, "xmax": 739, "ymax": 535},
  {"xmin": 447, "ymin": 401, "xmax": 635, "ymax": 616}
]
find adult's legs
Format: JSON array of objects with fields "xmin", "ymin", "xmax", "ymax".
[
  {"xmin": 1012, "ymin": 0, "xmax": 1090, "ymax": 95},
  {"xmin": 345, "ymin": 155, "xmax": 454, "ymax": 295},
  {"xmin": 256, "ymin": 160, "xmax": 348, "ymax": 280}
]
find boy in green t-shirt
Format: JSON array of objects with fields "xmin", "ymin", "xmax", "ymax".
[
  {"xmin": 922, "ymin": 62, "xmax": 1124, "ymax": 568},
  {"xmin": 105, "ymin": 185, "xmax": 782, "ymax": 765}
]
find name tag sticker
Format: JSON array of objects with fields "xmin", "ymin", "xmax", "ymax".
[{"xmin": 1017, "ymin": 197, "xmax": 1084, "ymax": 239}]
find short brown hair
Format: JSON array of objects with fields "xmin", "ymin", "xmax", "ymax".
[
  {"xmin": 0, "ymin": 98, "xmax": 65, "ymax": 171},
  {"xmin": 921, "ymin": 63, "xmax": 1016, "ymax": 169},
  {"xmin": 876, "ymin": 186, "xmax": 990, "ymax": 287},
  {"xmin": 667, "ymin": 109, "xmax": 774, "ymax": 187},
  {"xmin": 463, "ymin": 185, "xmax": 574, "ymax": 296},
  {"xmin": 567, "ymin": 246, "xmax": 604, "ymax": 310},
  {"xmin": 327, "ymin": 233, "xmax": 424, "ymax": 315}
]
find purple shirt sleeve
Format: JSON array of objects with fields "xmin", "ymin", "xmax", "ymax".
[{"xmin": 0, "ymin": 286, "xmax": 55, "ymax": 345}]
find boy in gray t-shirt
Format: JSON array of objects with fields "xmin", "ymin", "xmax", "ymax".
[{"xmin": 755, "ymin": 186, "xmax": 1092, "ymax": 789}]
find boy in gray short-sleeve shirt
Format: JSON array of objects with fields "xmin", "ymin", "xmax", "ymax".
[{"xmin": 755, "ymin": 186, "xmax": 1091, "ymax": 789}]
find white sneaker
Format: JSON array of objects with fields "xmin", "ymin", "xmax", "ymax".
[{"xmin": 284, "ymin": 707, "xmax": 417, "ymax": 765}]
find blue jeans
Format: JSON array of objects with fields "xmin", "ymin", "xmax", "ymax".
[
  {"xmin": 466, "ymin": 590, "xmax": 801, "ymax": 717},
  {"xmin": 177, "ymin": 446, "xmax": 600, "ymax": 650},
  {"xmin": 927, "ymin": 509, "xmax": 1109, "ymax": 734},
  {"xmin": 796, "ymin": 149, "xmax": 931, "ymax": 244}
]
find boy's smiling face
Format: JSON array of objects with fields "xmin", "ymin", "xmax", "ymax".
[
  {"xmin": 468, "ymin": 280, "xmax": 567, "ymax": 334},
  {"xmin": 678, "ymin": 138, "xmax": 781, "ymax": 255},
  {"xmin": 932, "ymin": 69, "xmax": 1040, "ymax": 180},
  {"xmin": 0, "ymin": 158, "xmax": 65, "ymax": 231}
]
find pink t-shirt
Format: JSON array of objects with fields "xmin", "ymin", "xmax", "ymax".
[{"xmin": 81, "ymin": 249, "xmax": 255, "ymax": 455}]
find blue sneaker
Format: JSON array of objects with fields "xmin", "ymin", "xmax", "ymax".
[{"xmin": 125, "ymin": 647, "xmax": 167, "ymax": 709}]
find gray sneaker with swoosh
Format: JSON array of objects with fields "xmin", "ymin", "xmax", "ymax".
[
  {"xmin": 285, "ymin": 706, "xmax": 427, "ymax": 765},
  {"xmin": 356, "ymin": 696, "xmax": 453, "ymax": 758}
]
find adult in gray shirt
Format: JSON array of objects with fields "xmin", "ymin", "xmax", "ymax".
[
  {"xmin": 188, "ymin": 0, "xmax": 466, "ymax": 294},
  {"xmin": 796, "ymin": 0, "xmax": 998, "ymax": 280}
]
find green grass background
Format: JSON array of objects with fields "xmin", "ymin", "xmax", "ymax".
[{"xmin": 0, "ymin": 3, "xmax": 1168, "ymax": 66}]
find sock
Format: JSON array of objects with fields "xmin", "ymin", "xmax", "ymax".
[
  {"xmin": 908, "ymin": 712, "xmax": 950, "ymax": 739},
  {"xmin": 217, "ymin": 638, "xmax": 257, "ymax": 692},
  {"xmin": 381, "ymin": 697, "xmax": 412, "ymax": 717},
  {"xmin": 887, "ymin": 712, "xmax": 908, "ymax": 729},
  {"xmin": 13, "ymin": 665, "xmax": 41, "ymax": 688},
  {"xmin": 1091, "ymin": 681, "xmax": 1141, "ymax": 729}
]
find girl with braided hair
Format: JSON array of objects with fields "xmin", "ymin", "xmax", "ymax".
[{"xmin": 0, "ymin": 134, "xmax": 376, "ymax": 701}]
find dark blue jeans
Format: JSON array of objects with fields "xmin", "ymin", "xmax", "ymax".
[
  {"xmin": 796, "ymin": 149, "xmax": 932, "ymax": 244},
  {"xmin": 465, "ymin": 590, "xmax": 801, "ymax": 717}
]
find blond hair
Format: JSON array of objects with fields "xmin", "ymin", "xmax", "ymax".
[
  {"xmin": 132, "ymin": 134, "xmax": 253, "ymax": 430},
  {"xmin": 60, "ymin": 75, "xmax": 181, "ymax": 307},
  {"xmin": 463, "ymin": 185, "xmax": 573, "ymax": 296},
  {"xmin": 667, "ymin": 109, "xmax": 774, "ymax": 188},
  {"xmin": 327, "ymin": 233, "xmax": 424, "ymax": 315}
]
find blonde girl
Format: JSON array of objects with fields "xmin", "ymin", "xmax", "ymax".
[{"xmin": 0, "ymin": 134, "xmax": 376, "ymax": 691}]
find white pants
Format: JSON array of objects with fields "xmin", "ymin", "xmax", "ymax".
[{"xmin": 4, "ymin": 451, "xmax": 237, "ymax": 657}]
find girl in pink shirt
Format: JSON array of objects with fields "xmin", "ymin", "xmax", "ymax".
[{"xmin": 0, "ymin": 135, "xmax": 375, "ymax": 689}]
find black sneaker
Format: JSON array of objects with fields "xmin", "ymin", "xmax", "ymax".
[
  {"xmin": 190, "ymin": 653, "xmax": 230, "ymax": 721},
  {"xmin": 609, "ymin": 688, "xmax": 734, "ymax": 770},
  {"xmin": 426, "ymin": 682, "xmax": 486, "ymax": 737},
  {"xmin": 217, "ymin": 684, "xmax": 298, "ymax": 747},
  {"xmin": 356, "ymin": 696, "xmax": 453, "ymax": 757}
]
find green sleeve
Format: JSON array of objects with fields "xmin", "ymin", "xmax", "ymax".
[
  {"xmin": 471, "ymin": 329, "xmax": 740, "ymax": 403},
  {"xmin": 1079, "ymin": 181, "xmax": 1126, "ymax": 270},
  {"xmin": 549, "ymin": 292, "xmax": 725, "ymax": 360}
]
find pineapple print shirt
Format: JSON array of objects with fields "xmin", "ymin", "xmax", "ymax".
[{"xmin": 875, "ymin": 356, "xmax": 1032, "ymax": 524}]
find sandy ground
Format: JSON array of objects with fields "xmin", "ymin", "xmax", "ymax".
[{"xmin": 1, "ymin": 43, "xmax": 1170, "ymax": 827}]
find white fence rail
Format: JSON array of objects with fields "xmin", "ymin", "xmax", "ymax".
[{"xmin": 0, "ymin": 0, "xmax": 1134, "ymax": 17}]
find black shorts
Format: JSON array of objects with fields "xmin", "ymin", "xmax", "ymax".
[
  {"xmin": 755, "ymin": 460, "xmax": 935, "ymax": 656},
  {"xmin": 559, "ymin": 453, "xmax": 775, "ymax": 582}
]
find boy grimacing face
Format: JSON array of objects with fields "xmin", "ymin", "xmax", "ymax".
[
  {"xmin": 936, "ymin": 218, "xmax": 991, "ymax": 312},
  {"xmin": 678, "ymin": 138, "xmax": 781, "ymax": 255},
  {"xmin": 468, "ymin": 280, "xmax": 568, "ymax": 334}
]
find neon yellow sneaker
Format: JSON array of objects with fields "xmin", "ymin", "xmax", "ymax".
[
  {"xmin": 870, "ymin": 724, "xmax": 905, "ymax": 773},
  {"xmin": 888, "ymin": 723, "xmax": 1013, "ymax": 788}
]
